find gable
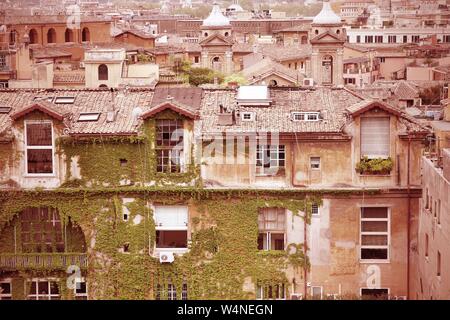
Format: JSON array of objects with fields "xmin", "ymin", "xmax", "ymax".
[
  {"xmin": 310, "ymin": 31, "xmax": 345, "ymax": 44},
  {"xmin": 141, "ymin": 102, "xmax": 197, "ymax": 120},
  {"xmin": 10, "ymin": 103, "xmax": 65, "ymax": 122},
  {"xmin": 200, "ymin": 34, "xmax": 233, "ymax": 47}
]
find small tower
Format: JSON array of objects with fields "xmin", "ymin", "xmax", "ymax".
[
  {"xmin": 199, "ymin": 3, "xmax": 234, "ymax": 75},
  {"xmin": 309, "ymin": 0, "xmax": 345, "ymax": 87}
]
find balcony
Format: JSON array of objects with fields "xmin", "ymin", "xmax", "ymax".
[{"xmin": 0, "ymin": 253, "xmax": 88, "ymax": 270}]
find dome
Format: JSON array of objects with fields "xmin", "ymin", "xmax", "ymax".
[
  {"xmin": 312, "ymin": 1, "xmax": 342, "ymax": 25},
  {"xmin": 228, "ymin": 4, "xmax": 244, "ymax": 12},
  {"xmin": 203, "ymin": 3, "xmax": 230, "ymax": 27}
]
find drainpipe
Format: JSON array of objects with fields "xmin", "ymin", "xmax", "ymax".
[
  {"xmin": 304, "ymin": 216, "xmax": 308, "ymax": 299},
  {"xmin": 407, "ymin": 134, "xmax": 411, "ymax": 299}
]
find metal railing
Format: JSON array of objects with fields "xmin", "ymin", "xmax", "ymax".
[{"xmin": 0, "ymin": 253, "xmax": 88, "ymax": 270}]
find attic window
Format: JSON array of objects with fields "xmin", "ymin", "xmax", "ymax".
[
  {"xmin": 241, "ymin": 112, "xmax": 255, "ymax": 122},
  {"xmin": 292, "ymin": 112, "xmax": 321, "ymax": 122},
  {"xmin": 0, "ymin": 106, "xmax": 11, "ymax": 114},
  {"xmin": 54, "ymin": 96, "xmax": 75, "ymax": 104},
  {"xmin": 78, "ymin": 113, "xmax": 101, "ymax": 122}
]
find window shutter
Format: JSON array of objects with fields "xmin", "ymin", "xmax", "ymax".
[
  {"xmin": 154, "ymin": 206, "xmax": 188, "ymax": 230},
  {"xmin": 361, "ymin": 117, "xmax": 390, "ymax": 158}
]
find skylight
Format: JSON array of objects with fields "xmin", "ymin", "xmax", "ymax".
[
  {"xmin": 78, "ymin": 113, "xmax": 101, "ymax": 122},
  {"xmin": 34, "ymin": 96, "xmax": 55, "ymax": 103},
  {"xmin": 0, "ymin": 106, "xmax": 11, "ymax": 114},
  {"xmin": 237, "ymin": 86, "xmax": 271, "ymax": 107},
  {"xmin": 54, "ymin": 97, "xmax": 76, "ymax": 104}
]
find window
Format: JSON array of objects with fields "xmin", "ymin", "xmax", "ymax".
[
  {"xmin": 437, "ymin": 251, "xmax": 441, "ymax": 277},
  {"xmin": 375, "ymin": 36, "xmax": 383, "ymax": 43},
  {"xmin": 412, "ymin": 35, "xmax": 420, "ymax": 43},
  {"xmin": 156, "ymin": 119, "xmax": 184, "ymax": 173},
  {"xmin": 98, "ymin": 64, "xmax": 108, "ymax": 81},
  {"xmin": 65, "ymin": 28, "xmax": 74, "ymax": 42},
  {"xmin": 444, "ymin": 35, "xmax": 450, "ymax": 43},
  {"xmin": 379, "ymin": 57, "xmax": 385, "ymax": 63},
  {"xmin": 9, "ymin": 29, "xmax": 17, "ymax": 45},
  {"xmin": 25, "ymin": 122, "xmax": 54, "ymax": 175},
  {"xmin": 256, "ymin": 283, "xmax": 285, "ymax": 300},
  {"xmin": 425, "ymin": 233, "xmax": 429, "ymax": 258},
  {"xmin": 20, "ymin": 207, "xmax": 64, "ymax": 253},
  {"xmin": 194, "ymin": 56, "xmax": 199, "ymax": 63},
  {"xmin": 54, "ymin": 96, "xmax": 75, "ymax": 104},
  {"xmin": 241, "ymin": 112, "xmax": 255, "ymax": 122},
  {"xmin": 403, "ymin": 35, "xmax": 408, "ymax": 43},
  {"xmin": 311, "ymin": 286, "xmax": 323, "ymax": 300},
  {"xmin": 258, "ymin": 208, "xmax": 285, "ymax": 251},
  {"xmin": 360, "ymin": 207, "xmax": 389, "ymax": 261},
  {"xmin": 360, "ymin": 117, "xmax": 390, "ymax": 159},
  {"xmin": 292, "ymin": 112, "xmax": 320, "ymax": 122},
  {"xmin": 47, "ymin": 28, "xmax": 56, "ymax": 43},
  {"xmin": 154, "ymin": 206, "xmax": 188, "ymax": 249},
  {"xmin": 311, "ymin": 204, "xmax": 319, "ymax": 216},
  {"xmin": 82, "ymin": 28, "xmax": 90, "ymax": 42},
  {"xmin": 28, "ymin": 279, "xmax": 60, "ymax": 300},
  {"xmin": 29, "ymin": 29, "xmax": 38, "ymax": 44},
  {"xmin": 365, "ymin": 35, "xmax": 373, "ymax": 43},
  {"xmin": 256, "ymin": 145, "xmax": 285, "ymax": 176},
  {"xmin": 388, "ymin": 35, "xmax": 396, "ymax": 43},
  {"xmin": 310, "ymin": 157, "xmax": 320, "ymax": 170},
  {"xmin": 78, "ymin": 112, "xmax": 101, "ymax": 122},
  {"xmin": 0, "ymin": 281, "xmax": 12, "ymax": 300},
  {"xmin": 361, "ymin": 288, "xmax": 389, "ymax": 300},
  {"xmin": 356, "ymin": 35, "xmax": 361, "ymax": 43},
  {"xmin": 74, "ymin": 279, "xmax": 88, "ymax": 300},
  {"xmin": 425, "ymin": 188, "xmax": 429, "ymax": 209},
  {"xmin": 155, "ymin": 282, "xmax": 187, "ymax": 300}
]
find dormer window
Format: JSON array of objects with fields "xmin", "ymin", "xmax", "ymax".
[
  {"xmin": 241, "ymin": 112, "xmax": 255, "ymax": 122},
  {"xmin": 292, "ymin": 112, "xmax": 320, "ymax": 122},
  {"xmin": 25, "ymin": 121, "xmax": 54, "ymax": 175}
]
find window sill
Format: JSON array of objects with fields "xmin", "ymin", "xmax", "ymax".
[
  {"xmin": 24, "ymin": 174, "xmax": 56, "ymax": 178},
  {"xmin": 358, "ymin": 173, "xmax": 392, "ymax": 177},
  {"xmin": 359, "ymin": 259, "xmax": 390, "ymax": 264}
]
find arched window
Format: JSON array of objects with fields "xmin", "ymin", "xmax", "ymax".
[
  {"xmin": 0, "ymin": 208, "xmax": 86, "ymax": 254},
  {"xmin": 29, "ymin": 29, "xmax": 38, "ymax": 44},
  {"xmin": 98, "ymin": 64, "xmax": 108, "ymax": 81},
  {"xmin": 82, "ymin": 27, "xmax": 90, "ymax": 42},
  {"xmin": 204, "ymin": 32, "xmax": 208, "ymax": 37},
  {"xmin": 65, "ymin": 28, "xmax": 74, "ymax": 42},
  {"xmin": 322, "ymin": 55, "xmax": 333, "ymax": 84},
  {"xmin": 224, "ymin": 32, "xmax": 229, "ymax": 37},
  {"xmin": 47, "ymin": 28, "xmax": 56, "ymax": 43},
  {"xmin": 315, "ymin": 29, "xmax": 319, "ymax": 35},
  {"xmin": 9, "ymin": 29, "xmax": 17, "ymax": 45},
  {"xmin": 269, "ymin": 79, "xmax": 278, "ymax": 86}
]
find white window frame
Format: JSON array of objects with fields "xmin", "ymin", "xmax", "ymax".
[
  {"xmin": 74, "ymin": 277, "xmax": 88, "ymax": 300},
  {"xmin": 360, "ymin": 207, "xmax": 390, "ymax": 263},
  {"xmin": 311, "ymin": 204, "xmax": 320, "ymax": 216},
  {"xmin": 258, "ymin": 208, "xmax": 286, "ymax": 251},
  {"xmin": 241, "ymin": 112, "xmax": 255, "ymax": 122},
  {"xmin": 310, "ymin": 156, "xmax": 321, "ymax": 170},
  {"xmin": 154, "ymin": 206, "xmax": 189, "ymax": 253},
  {"xmin": 0, "ymin": 279, "xmax": 12, "ymax": 300},
  {"xmin": 24, "ymin": 120, "xmax": 55, "ymax": 177},
  {"xmin": 27, "ymin": 278, "xmax": 60, "ymax": 300},
  {"xmin": 360, "ymin": 116, "xmax": 390, "ymax": 159},
  {"xmin": 292, "ymin": 112, "xmax": 320, "ymax": 122},
  {"xmin": 360, "ymin": 287, "xmax": 390, "ymax": 299},
  {"xmin": 256, "ymin": 283, "xmax": 286, "ymax": 300},
  {"xmin": 54, "ymin": 96, "xmax": 75, "ymax": 104},
  {"xmin": 311, "ymin": 286, "xmax": 323, "ymax": 300},
  {"xmin": 256, "ymin": 145, "xmax": 286, "ymax": 176}
]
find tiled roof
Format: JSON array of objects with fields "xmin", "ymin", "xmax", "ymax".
[
  {"xmin": 241, "ymin": 58, "xmax": 300, "ymax": 84},
  {"xmin": 197, "ymin": 87, "xmax": 364, "ymax": 135},
  {"xmin": 114, "ymin": 29, "xmax": 157, "ymax": 39},
  {"xmin": 393, "ymin": 81, "xmax": 419, "ymax": 100},
  {"xmin": 32, "ymin": 48, "xmax": 72, "ymax": 59},
  {"xmin": 0, "ymin": 89, "xmax": 154, "ymax": 136},
  {"xmin": 257, "ymin": 44, "xmax": 312, "ymax": 62},
  {"xmin": 53, "ymin": 72, "xmax": 86, "ymax": 84}
]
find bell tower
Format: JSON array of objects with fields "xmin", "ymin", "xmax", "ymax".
[{"xmin": 309, "ymin": 0, "xmax": 345, "ymax": 87}]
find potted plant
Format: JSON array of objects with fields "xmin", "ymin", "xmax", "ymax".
[{"xmin": 356, "ymin": 157, "xmax": 394, "ymax": 175}]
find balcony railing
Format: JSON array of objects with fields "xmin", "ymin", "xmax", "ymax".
[{"xmin": 0, "ymin": 253, "xmax": 88, "ymax": 270}]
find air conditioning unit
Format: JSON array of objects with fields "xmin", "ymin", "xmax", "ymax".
[
  {"xmin": 389, "ymin": 295, "xmax": 407, "ymax": 300},
  {"xmin": 303, "ymin": 78, "xmax": 314, "ymax": 86},
  {"xmin": 159, "ymin": 252, "xmax": 175, "ymax": 263},
  {"xmin": 290, "ymin": 293, "xmax": 303, "ymax": 300}
]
